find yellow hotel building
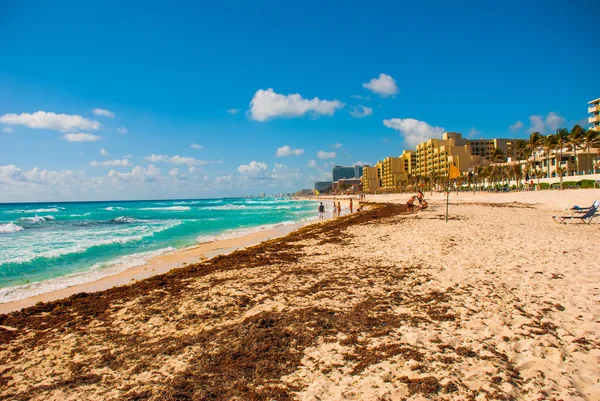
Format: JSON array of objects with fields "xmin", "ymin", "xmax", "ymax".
[
  {"xmin": 415, "ymin": 132, "xmax": 481, "ymax": 177},
  {"xmin": 589, "ymin": 97, "xmax": 600, "ymax": 131}
]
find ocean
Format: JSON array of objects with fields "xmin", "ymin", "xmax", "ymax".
[{"xmin": 0, "ymin": 197, "xmax": 318, "ymax": 303}]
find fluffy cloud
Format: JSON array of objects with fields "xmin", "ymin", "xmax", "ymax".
[
  {"xmin": 0, "ymin": 111, "xmax": 100, "ymax": 132},
  {"xmin": 545, "ymin": 112, "xmax": 565, "ymax": 131},
  {"xmin": 509, "ymin": 120, "xmax": 524, "ymax": 133},
  {"xmin": 353, "ymin": 161, "xmax": 370, "ymax": 166},
  {"xmin": 190, "ymin": 143, "xmax": 204, "ymax": 149},
  {"xmin": 468, "ymin": 128, "xmax": 480, "ymax": 138},
  {"xmin": 93, "ymin": 108, "xmax": 115, "ymax": 118},
  {"xmin": 527, "ymin": 112, "xmax": 565, "ymax": 134},
  {"xmin": 349, "ymin": 105, "xmax": 373, "ymax": 118},
  {"xmin": 249, "ymin": 88, "xmax": 344, "ymax": 121},
  {"xmin": 383, "ymin": 118, "xmax": 445, "ymax": 148},
  {"xmin": 237, "ymin": 161, "xmax": 268, "ymax": 175},
  {"xmin": 362, "ymin": 73, "xmax": 399, "ymax": 97},
  {"xmin": 62, "ymin": 133, "xmax": 101, "ymax": 142},
  {"xmin": 351, "ymin": 95, "xmax": 371, "ymax": 101},
  {"xmin": 144, "ymin": 154, "xmax": 215, "ymax": 166},
  {"xmin": 117, "ymin": 127, "xmax": 128, "ymax": 134},
  {"xmin": 331, "ymin": 143, "xmax": 343, "ymax": 149},
  {"xmin": 226, "ymin": 108, "xmax": 240, "ymax": 115},
  {"xmin": 100, "ymin": 148, "xmax": 109, "ymax": 157},
  {"xmin": 317, "ymin": 151, "xmax": 336, "ymax": 159},
  {"xmin": 276, "ymin": 145, "xmax": 304, "ymax": 157},
  {"xmin": 90, "ymin": 159, "xmax": 130, "ymax": 167},
  {"xmin": 108, "ymin": 165, "xmax": 162, "ymax": 183},
  {"xmin": 308, "ymin": 159, "xmax": 318, "ymax": 168},
  {"xmin": 2, "ymin": 127, "xmax": 14, "ymax": 133}
]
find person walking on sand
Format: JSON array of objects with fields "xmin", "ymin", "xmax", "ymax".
[
  {"xmin": 318, "ymin": 202, "xmax": 325, "ymax": 220},
  {"xmin": 332, "ymin": 201, "xmax": 337, "ymax": 217},
  {"xmin": 337, "ymin": 201, "xmax": 342, "ymax": 217},
  {"xmin": 349, "ymin": 199, "xmax": 353, "ymax": 213}
]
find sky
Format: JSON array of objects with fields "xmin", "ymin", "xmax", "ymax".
[{"xmin": 1, "ymin": 0, "xmax": 599, "ymax": 202}]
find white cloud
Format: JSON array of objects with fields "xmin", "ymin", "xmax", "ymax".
[
  {"xmin": 238, "ymin": 161, "xmax": 268, "ymax": 175},
  {"xmin": 545, "ymin": 112, "xmax": 565, "ymax": 131},
  {"xmin": 93, "ymin": 108, "xmax": 115, "ymax": 118},
  {"xmin": 100, "ymin": 148, "xmax": 109, "ymax": 157},
  {"xmin": 308, "ymin": 159, "xmax": 318, "ymax": 168},
  {"xmin": 349, "ymin": 105, "xmax": 373, "ymax": 118},
  {"xmin": 216, "ymin": 174, "xmax": 233, "ymax": 182},
  {"xmin": 226, "ymin": 108, "xmax": 240, "ymax": 115},
  {"xmin": 62, "ymin": 133, "xmax": 101, "ymax": 142},
  {"xmin": 249, "ymin": 88, "xmax": 344, "ymax": 121},
  {"xmin": 90, "ymin": 159, "xmax": 130, "ymax": 167},
  {"xmin": 353, "ymin": 161, "xmax": 370, "ymax": 166},
  {"xmin": 351, "ymin": 95, "xmax": 371, "ymax": 101},
  {"xmin": 109, "ymin": 165, "xmax": 162, "ymax": 183},
  {"xmin": 317, "ymin": 151, "xmax": 336, "ymax": 159},
  {"xmin": 509, "ymin": 120, "xmax": 524, "ymax": 133},
  {"xmin": 383, "ymin": 118, "xmax": 445, "ymax": 148},
  {"xmin": 527, "ymin": 112, "xmax": 566, "ymax": 134},
  {"xmin": 0, "ymin": 164, "xmax": 89, "ymax": 188},
  {"xmin": 331, "ymin": 143, "xmax": 343, "ymax": 149},
  {"xmin": 117, "ymin": 126, "xmax": 128, "ymax": 134},
  {"xmin": 362, "ymin": 73, "xmax": 399, "ymax": 97},
  {"xmin": 144, "ymin": 154, "xmax": 213, "ymax": 166},
  {"xmin": 190, "ymin": 143, "xmax": 204, "ymax": 149},
  {"xmin": 0, "ymin": 111, "xmax": 100, "ymax": 132},
  {"xmin": 467, "ymin": 128, "xmax": 480, "ymax": 139},
  {"xmin": 276, "ymin": 145, "xmax": 304, "ymax": 157},
  {"xmin": 2, "ymin": 127, "xmax": 14, "ymax": 133}
]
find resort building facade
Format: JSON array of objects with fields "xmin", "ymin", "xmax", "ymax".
[
  {"xmin": 332, "ymin": 165, "xmax": 361, "ymax": 182},
  {"xmin": 589, "ymin": 98, "xmax": 600, "ymax": 131}
]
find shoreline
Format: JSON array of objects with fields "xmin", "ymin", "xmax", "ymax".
[{"xmin": 0, "ymin": 217, "xmax": 319, "ymax": 315}]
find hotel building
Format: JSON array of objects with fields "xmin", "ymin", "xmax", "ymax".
[{"xmin": 589, "ymin": 98, "xmax": 600, "ymax": 131}]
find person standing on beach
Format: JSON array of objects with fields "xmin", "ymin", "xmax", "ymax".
[
  {"xmin": 337, "ymin": 201, "xmax": 342, "ymax": 216},
  {"xmin": 332, "ymin": 201, "xmax": 337, "ymax": 217},
  {"xmin": 318, "ymin": 202, "xmax": 325, "ymax": 220},
  {"xmin": 349, "ymin": 199, "xmax": 353, "ymax": 213}
]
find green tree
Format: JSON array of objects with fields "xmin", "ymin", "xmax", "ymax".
[
  {"xmin": 555, "ymin": 128, "xmax": 569, "ymax": 188},
  {"xmin": 542, "ymin": 134, "xmax": 556, "ymax": 178},
  {"xmin": 490, "ymin": 148, "xmax": 506, "ymax": 163},
  {"xmin": 568, "ymin": 125, "xmax": 585, "ymax": 175},
  {"xmin": 528, "ymin": 132, "xmax": 543, "ymax": 181}
]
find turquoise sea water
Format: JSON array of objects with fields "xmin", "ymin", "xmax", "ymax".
[{"xmin": 0, "ymin": 197, "xmax": 318, "ymax": 303}]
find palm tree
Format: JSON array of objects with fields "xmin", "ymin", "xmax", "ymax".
[
  {"xmin": 514, "ymin": 139, "xmax": 528, "ymax": 163},
  {"xmin": 510, "ymin": 163, "xmax": 523, "ymax": 189},
  {"xmin": 555, "ymin": 128, "xmax": 569, "ymax": 188},
  {"xmin": 582, "ymin": 129, "xmax": 600, "ymax": 174},
  {"xmin": 528, "ymin": 132, "xmax": 543, "ymax": 178},
  {"xmin": 490, "ymin": 148, "xmax": 506, "ymax": 163},
  {"xmin": 568, "ymin": 125, "xmax": 585, "ymax": 176},
  {"xmin": 542, "ymin": 134, "xmax": 556, "ymax": 178}
]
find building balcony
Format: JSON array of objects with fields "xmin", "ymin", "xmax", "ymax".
[
  {"xmin": 589, "ymin": 105, "xmax": 599, "ymax": 114},
  {"xmin": 590, "ymin": 115, "xmax": 599, "ymax": 123}
]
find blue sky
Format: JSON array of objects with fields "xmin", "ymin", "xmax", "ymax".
[{"xmin": 1, "ymin": 0, "xmax": 598, "ymax": 201}]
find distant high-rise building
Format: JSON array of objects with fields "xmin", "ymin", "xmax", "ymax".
[
  {"xmin": 332, "ymin": 165, "xmax": 363, "ymax": 182},
  {"xmin": 354, "ymin": 165, "xmax": 364, "ymax": 179}
]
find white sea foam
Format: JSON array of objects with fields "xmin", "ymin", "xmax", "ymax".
[
  {"xmin": 18, "ymin": 215, "xmax": 55, "ymax": 223},
  {"xmin": 8, "ymin": 208, "xmax": 60, "ymax": 214},
  {"xmin": 196, "ymin": 220, "xmax": 296, "ymax": 244},
  {"xmin": 0, "ymin": 220, "xmax": 182, "ymax": 265},
  {"xmin": 0, "ymin": 247, "xmax": 176, "ymax": 303},
  {"xmin": 103, "ymin": 206, "xmax": 127, "ymax": 211},
  {"xmin": 139, "ymin": 206, "xmax": 191, "ymax": 211},
  {"xmin": 70, "ymin": 213, "xmax": 91, "ymax": 217},
  {"xmin": 0, "ymin": 223, "xmax": 24, "ymax": 234}
]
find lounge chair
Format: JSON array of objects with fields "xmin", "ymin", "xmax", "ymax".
[
  {"xmin": 570, "ymin": 200, "xmax": 599, "ymax": 213},
  {"xmin": 553, "ymin": 205, "xmax": 598, "ymax": 225}
]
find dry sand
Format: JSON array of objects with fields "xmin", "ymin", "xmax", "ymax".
[{"xmin": 0, "ymin": 190, "xmax": 599, "ymax": 400}]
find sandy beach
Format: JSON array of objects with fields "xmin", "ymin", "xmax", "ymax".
[{"xmin": 0, "ymin": 190, "xmax": 599, "ymax": 400}]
